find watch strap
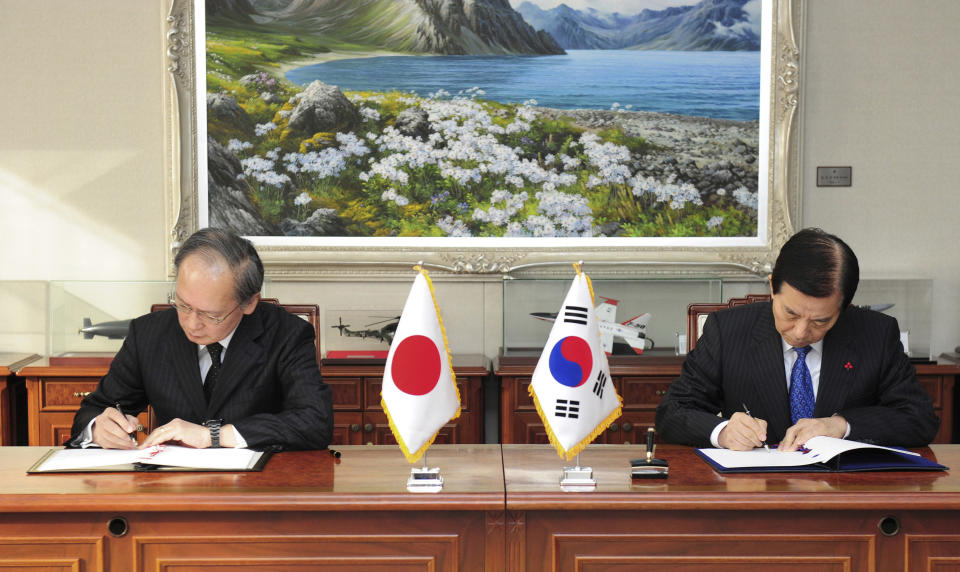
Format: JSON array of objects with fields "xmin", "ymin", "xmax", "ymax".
[{"xmin": 204, "ymin": 419, "xmax": 223, "ymax": 448}]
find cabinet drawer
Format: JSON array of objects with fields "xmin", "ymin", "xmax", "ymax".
[
  {"xmin": 917, "ymin": 376, "xmax": 942, "ymax": 407},
  {"xmin": 510, "ymin": 377, "xmax": 535, "ymax": 411},
  {"xmin": 327, "ymin": 377, "xmax": 363, "ymax": 410},
  {"xmin": 620, "ymin": 377, "xmax": 674, "ymax": 409},
  {"xmin": 40, "ymin": 379, "xmax": 99, "ymax": 410}
]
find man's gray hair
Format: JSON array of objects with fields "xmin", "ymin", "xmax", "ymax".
[{"xmin": 173, "ymin": 227, "xmax": 264, "ymax": 304}]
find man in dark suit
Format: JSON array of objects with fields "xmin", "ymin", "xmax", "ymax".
[
  {"xmin": 69, "ymin": 228, "xmax": 333, "ymax": 451},
  {"xmin": 656, "ymin": 228, "xmax": 939, "ymax": 451}
]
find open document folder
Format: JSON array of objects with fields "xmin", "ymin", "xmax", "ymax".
[
  {"xmin": 28, "ymin": 445, "xmax": 270, "ymax": 473},
  {"xmin": 696, "ymin": 436, "xmax": 948, "ymax": 473}
]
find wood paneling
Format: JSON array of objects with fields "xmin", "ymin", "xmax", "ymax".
[
  {"xmin": 0, "ymin": 445, "xmax": 504, "ymax": 571},
  {"xmin": 503, "ymin": 444, "xmax": 960, "ymax": 572},
  {"xmin": 3, "ymin": 445, "xmax": 960, "ymax": 571}
]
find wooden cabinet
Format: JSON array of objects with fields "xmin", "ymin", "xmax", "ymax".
[
  {"xmin": 322, "ymin": 355, "xmax": 489, "ymax": 445},
  {"xmin": 0, "ymin": 353, "xmax": 39, "ymax": 446},
  {"xmin": 21, "ymin": 360, "xmax": 151, "ymax": 447},
  {"xmin": 497, "ymin": 352, "xmax": 682, "ymax": 445},
  {"xmin": 916, "ymin": 362, "xmax": 958, "ymax": 444},
  {"xmin": 21, "ymin": 355, "xmax": 489, "ymax": 447},
  {"xmin": 497, "ymin": 352, "xmax": 958, "ymax": 444}
]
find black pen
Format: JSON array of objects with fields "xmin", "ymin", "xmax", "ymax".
[
  {"xmin": 742, "ymin": 403, "xmax": 770, "ymax": 452},
  {"xmin": 115, "ymin": 402, "xmax": 144, "ymax": 437}
]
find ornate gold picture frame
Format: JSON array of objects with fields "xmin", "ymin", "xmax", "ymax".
[{"xmin": 163, "ymin": 0, "xmax": 803, "ymax": 279}]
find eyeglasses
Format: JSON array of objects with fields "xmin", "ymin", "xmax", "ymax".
[{"xmin": 168, "ymin": 294, "xmax": 240, "ymax": 325}]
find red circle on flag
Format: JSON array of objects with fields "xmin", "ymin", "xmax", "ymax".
[{"xmin": 390, "ymin": 335, "xmax": 442, "ymax": 396}]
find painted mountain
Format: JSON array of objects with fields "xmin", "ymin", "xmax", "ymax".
[
  {"xmin": 207, "ymin": 0, "xmax": 565, "ymax": 55},
  {"xmin": 515, "ymin": 0, "xmax": 761, "ymax": 51}
]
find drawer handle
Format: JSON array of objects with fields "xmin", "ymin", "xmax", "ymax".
[
  {"xmin": 622, "ymin": 422, "xmax": 633, "ymax": 432},
  {"xmin": 73, "ymin": 391, "xmax": 92, "ymax": 398},
  {"xmin": 350, "ymin": 424, "xmax": 361, "ymax": 432},
  {"xmin": 655, "ymin": 390, "xmax": 667, "ymax": 396},
  {"xmin": 363, "ymin": 423, "xmax": 374, "ymax": 432},
  {"xmin": 608, "ymin": 423, "xmax": 620, "ymax": 432}
]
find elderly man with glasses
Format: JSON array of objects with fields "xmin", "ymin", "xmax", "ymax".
[{"xmin": 68, "ymin": 228, "xmax": 333, "ymax": 451}]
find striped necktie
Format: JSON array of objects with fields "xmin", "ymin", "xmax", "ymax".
[{"xmin": 204, "ymin": 342, "xmax": 223, "ymax": 404}]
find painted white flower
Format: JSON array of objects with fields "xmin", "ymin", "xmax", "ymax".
[
  {"xmin": 254, "ymin": 122, "xmax": 277, "ymax": 136},
  {"xmin": 227, "ymin": 139, "xmax": 253, "ymax": 153},
  {"xmin": 294, "ymin": 191, "xmax": 311, "ymax": 206}
]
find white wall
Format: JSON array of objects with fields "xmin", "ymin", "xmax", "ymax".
[
  {"xmin": 0, "ymin": 1, "xmax": 166, "ymax": 352},
  {"xmin": 802, "ymin": 0, "xmax": 960, "ymax": 354},
  {"xmin": 1, "ymin": 0, "xmax": 958, "ymax": 357}
]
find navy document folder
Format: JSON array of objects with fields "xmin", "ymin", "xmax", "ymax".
[{"xmin": 696, "ymin": 436, "xmax": 948, "ymax": 473}]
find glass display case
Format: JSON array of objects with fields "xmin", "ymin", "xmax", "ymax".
[
  {"xmin": 48, "ymin": 281, "xmax": 173, "ymax": 359},
  {"xmin": 855, "ymin": 279, "xmax": 933, "ymax": 359},
  {"xmin": 323, "ymin": 306, "xmax": 399, "ymax": 358},
  {"xmin": 47, "ymin": 280, "xmax": 274, "ymax": 360},
  {"xmin": 501, "ymin": 277, "xmax": 934, "ymax": 358},
  {"xmin": 502, "ymin": 277, "xmax": 726, "ymax": 356}
]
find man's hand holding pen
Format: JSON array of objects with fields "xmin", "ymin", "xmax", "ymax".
[
  {"xmin": 718, "ymin": 411, "xmax": 769, "ymax": 451},
  {"xmin": 91, "ymin": 404, "xmax": 143, "ymax": 450}
]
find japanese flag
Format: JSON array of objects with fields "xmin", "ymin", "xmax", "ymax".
[
  {"xmin": 381, "ymin": 267, "xmax": 460, "ymax": 463},
  {"xmin": 529, "ymin": 265, "xmax": 622, "ymax": 460}
]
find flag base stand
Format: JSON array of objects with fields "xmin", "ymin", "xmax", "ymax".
[
  {"xmin": 560, "ymin": 465, "xmax": 596, "ymax": 491},
  {"xmin": 406, "ymin": 466, "xmax": 443, "ymax": 493},
  {"xmin": 406, "ymin": 452, "xmax": 443, "ymax": 493}
]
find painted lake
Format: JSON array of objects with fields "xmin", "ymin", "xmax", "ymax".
[{"xmin": 285, "ymin": 49, "xmax": 760, "ymax": 122}]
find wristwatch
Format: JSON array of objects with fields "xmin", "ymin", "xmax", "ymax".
[{"xmin": 203, "ymin": 419, "xmax": 223, "ymax": 448}]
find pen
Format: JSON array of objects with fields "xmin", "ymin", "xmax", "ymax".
[
  {"xmin": 645, "ymin": 426, "xmax": 655, "ymax": 462},
  {"xmin": 115, "ymin": 402, "xmax": 145, "ymax": 437},
  {"xmin": 742, "ymin": 403, "xmax": 771, "ymax": 452}
]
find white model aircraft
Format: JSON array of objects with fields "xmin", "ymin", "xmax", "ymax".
[{"xmin": 531, "ymin": 297, "xmax": 652, "ymax": 355}]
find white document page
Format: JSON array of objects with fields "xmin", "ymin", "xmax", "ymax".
[
  {"xmin": 699, "ymin": 436, "xmax": 919, "ymax": 469},
  {"xmin": 32, "ymin": 445, "xmax": 263, "ymax": 472}
]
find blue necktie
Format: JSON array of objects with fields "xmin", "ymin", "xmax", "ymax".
[{"xmin": 789, "ymin": 345, "xmax": 815, "ymax": 424}]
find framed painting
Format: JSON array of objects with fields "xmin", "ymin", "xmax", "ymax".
[{"xmin": 163, "ymin": 0, "xmax": 803, "ymax": 278}]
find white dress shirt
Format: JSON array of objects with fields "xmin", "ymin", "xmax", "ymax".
[
  {"xmin": 81, "ymin": 323, "xmax": 247, "ymax": 448},
  {"xmin": 709, "ymin": 338, "xmax": 849, "ymax": 447}
]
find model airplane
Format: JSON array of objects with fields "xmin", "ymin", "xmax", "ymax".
[
  {"xmin": 80, "ymin": 317, "xmax": 131, "ymax": 339},
  {"xmin": 330, "ymin": 316, "xmax": 399, "ymax": 345},
  {"xmin": 531, "ymin": 297, "xmax": 653, "ymax": 355}
]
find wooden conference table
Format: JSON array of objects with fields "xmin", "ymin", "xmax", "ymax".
[{"xmin": 1, "ymin": 444, "xmax": 959, "ymax": 571}]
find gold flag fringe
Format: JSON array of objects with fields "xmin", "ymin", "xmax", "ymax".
[
  {"xmin": 381, "ymin": 265, "xmax": 461, "ymax": 464},
  {"xmin": 530, "ymin": 384, "xmax": 623, "ymax": 462}
]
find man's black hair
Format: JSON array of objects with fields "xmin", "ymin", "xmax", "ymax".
[{"xmin": 771, "ymin": 227, "xmax": 859, "ymax": 309}]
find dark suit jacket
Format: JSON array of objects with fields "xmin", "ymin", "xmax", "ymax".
[
  {"xmin": 69, "ymin": 302, "xmax": 333, "ymax": 450},
  {"xmin": 655, "ymin": 302, "xmax": 939, "ymax": 448}
]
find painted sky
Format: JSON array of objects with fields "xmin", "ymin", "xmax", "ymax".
[{"xmin": 509, "ymin": 0, "xmax": 698, "ymax": 13}]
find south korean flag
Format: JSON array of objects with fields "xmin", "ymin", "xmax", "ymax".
[{"xmin": 529, "ymin": 264, "xmax": 622, "ymax": 460}]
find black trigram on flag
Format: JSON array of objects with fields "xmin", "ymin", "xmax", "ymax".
[
  {"xmin": 593, "ymin": 370, "xmax": 608, "ymax": 399},
  {"xmin": 555, "ymin": 399, "xmax": 580, "ymax": 419},
  {"xmin": 563, "ymin": 305, "xmax": 588, "ymax": 325}
]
